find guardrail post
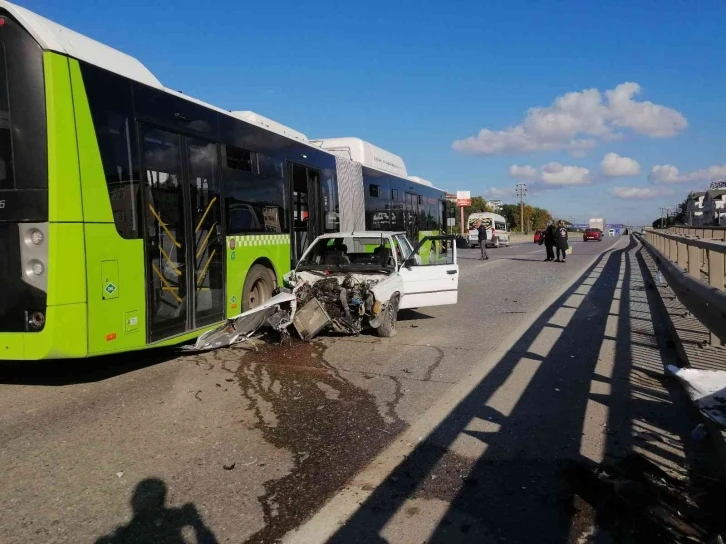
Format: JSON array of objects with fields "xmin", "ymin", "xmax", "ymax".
[
  {"xmin": 688, "ymin": 243, "xmax": 699, "ymax": 276},
  {"xmin": 708, "ymin": 249, "xmax": 725, "ymax": 346},
  {"xmin": 669, "ymin": 238, "xmax": 677, "ymax": 262},
  {"xmin": 677, "ymin": 240, "xmax": 687, "ymax": 269}
]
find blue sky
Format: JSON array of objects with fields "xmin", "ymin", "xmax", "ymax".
[{"xmin": 23, "ymin": 0, "xmax": 726, "ymax": 225}]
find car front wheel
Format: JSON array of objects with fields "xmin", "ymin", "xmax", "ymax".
[{"xmin": 376, "ymin": 295, "xmax": 399, "ymax": 338}]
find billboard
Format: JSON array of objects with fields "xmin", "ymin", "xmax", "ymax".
[{"xmin": 456, "ymin": 190, "xmax": 471, "ymax": 207}]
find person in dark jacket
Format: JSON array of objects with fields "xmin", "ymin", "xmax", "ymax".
[
  {"xmin": 555, "ymin": 220, "xmax": 569, "ymax": 262},
  {"xmin": 476, "ymin": 221, "xmax": 489, "ymax": 260},
  {"xmin": 544, "ymin": 222, "xmax": 556, "ymax": 261}
]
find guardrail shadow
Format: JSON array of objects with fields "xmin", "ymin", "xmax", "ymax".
[{"xmin": 325, "ymin": 236, "xmax": 709, "ymax": 543}]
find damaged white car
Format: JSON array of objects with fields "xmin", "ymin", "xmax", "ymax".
[
  {"xmin": 185, "ymin": 232, "xmax": 458, "ymax": 351},
  {"xmin": 283, "ymin": 231, "xmax": 459, "ymax": 339}
]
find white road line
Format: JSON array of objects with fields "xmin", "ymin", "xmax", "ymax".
[{"xmin": 283, "ymin": 236, "xmax": 628, "ymax": 544}]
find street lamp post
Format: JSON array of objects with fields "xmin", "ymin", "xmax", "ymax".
[{"xmin": 516, "ymin": 183, "xmax": 527, "ymax": 234}]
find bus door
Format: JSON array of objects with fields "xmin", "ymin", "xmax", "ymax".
[
  {"xmin": 140, "ymin": 125, "xmax": 225, "ymax": 342},
  {"xmin": 289, "ymin": 163, "xmax": 323, "ymax": 264},
  {"xmin": 405, "ymin": 193, "xmax": 420, "ymax": 241}
]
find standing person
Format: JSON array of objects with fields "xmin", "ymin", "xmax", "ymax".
[
  {"xmin": 555, "ymin": 220, "xmax": 569, "ymax": 263},
  {"xmin": 544, "ymin": 222, "xmax": 556, "ymax": 262},
  {"xmin": 476, "ymin": 221, "xmax": 489, "ymax": 260}
]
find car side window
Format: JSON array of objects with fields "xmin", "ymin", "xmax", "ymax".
[{"xmin": 411, "ymin": 238, "xmax": 454, "ymax": 266}]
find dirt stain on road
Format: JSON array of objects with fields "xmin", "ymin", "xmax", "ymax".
[{"xmin": 235, "ymin": 338, "xmax": 405, "ymax": 544}]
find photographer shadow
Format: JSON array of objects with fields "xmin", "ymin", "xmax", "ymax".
[{"xmin": 95, "ymin": 478, "xmax": 218, "ymax": 544}]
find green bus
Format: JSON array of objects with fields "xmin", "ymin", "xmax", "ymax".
[{"xmin": 0, "ymin": 1, "xmax": 448, "ymax": 360}]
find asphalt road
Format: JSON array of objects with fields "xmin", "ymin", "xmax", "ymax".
[{"xmin": 0, "ymin": 236, "xmax": 632, "ymax": 543}]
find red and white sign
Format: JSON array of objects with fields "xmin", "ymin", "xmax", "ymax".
[{"xmin": 456, "ymin": 190, "xmax": 471, "ymax": 207}]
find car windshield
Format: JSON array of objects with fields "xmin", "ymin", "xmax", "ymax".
[{"xmin": 297, "ymin": 235, "xmax": 397, "ymax": 272}]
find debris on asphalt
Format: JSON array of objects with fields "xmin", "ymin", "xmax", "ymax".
[
  {"xmin": 183, "ymin": 292, "xmax": 297, "ymax": 352},
  {"xmin": 116, "ymin": 472, "xmax": 124, "ymax": 478},
  {"xmin": 223, "ymin": 463, "xmax": 236, "ymax": 471},
  {"xmin": 566, "ymin": 452, "xmax": 725, "ymax": 543}
]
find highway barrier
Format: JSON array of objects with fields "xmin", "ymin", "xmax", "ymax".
[
  {"xmin": 638, "ymin": 230, "xmax": 726, "ymax": 346},
  {"xmin": 668, "ymin": 226, "xmax": 726, "ymax": 240}
]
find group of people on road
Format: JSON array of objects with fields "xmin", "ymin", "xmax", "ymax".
[{"xmin": 542, "ymin": 220, "xmax": 569, "ymax": 263}]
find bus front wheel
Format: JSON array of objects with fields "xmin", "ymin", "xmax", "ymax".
[{"xmin": 243, "ymin": 264, "xmax": 277, "ymax": 311}]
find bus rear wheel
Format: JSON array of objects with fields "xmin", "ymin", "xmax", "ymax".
[{"xmin": 243, "ymin": 264, "xmax": 277, "ymax": 311}]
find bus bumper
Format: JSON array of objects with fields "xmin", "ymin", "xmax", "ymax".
[{"xmin": 0, "ymin": 303, "xmax": 88, "ymax": 360}]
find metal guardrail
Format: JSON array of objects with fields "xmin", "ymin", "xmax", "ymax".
[
  {"xmin": 638, "ymin": 230, "xmax": 726, "ymax": 346},
  {"xmin": 668, "ymin": 226, "xmax": 726, "ymax": 239}
]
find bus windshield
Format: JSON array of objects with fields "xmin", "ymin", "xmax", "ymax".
[
  {"xmin": 0, "ymin": 43, "xmax": 13, "ymax": 191},
  {"xmin": 0, "ymin": 12, "xmax": 48, "ymax": 222}
]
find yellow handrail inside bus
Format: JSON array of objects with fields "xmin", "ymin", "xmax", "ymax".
[
  {"xmin": 195, "ymin": 197, "xmax": 217, "ymax": 233},
  {"xmin": 196, "ymin": 250, "xmax": 216, "ymax": 287},
  {"xmin": 152, "ymin": 263, "xmax": 182, "ymax": 303},
  {"xmin": 148, "ymin": 204, "xmax": 181, "ymax": 248},
  {"xmin": 195, "ymin": 222, "xmax": 217, "ymax": 259},
  {"xmin": 159, "ymin": 246, "xmax": 181, "ymax": 276}
]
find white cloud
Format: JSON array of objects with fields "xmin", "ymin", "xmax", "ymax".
[
  {"xmin": 508, "ymin": 165, "xmax": 539, "ymax": 179},
  {"xmin": 649, "ymin": 164, "xmax": 726, "ymax": 184},
  {"xmin": 601, "ymin": 153, "xmax": 641, "ymax": 177},
  {"xmin": 508, "ymin": 162, "xmax": 591, "ymax": 186},
  {"xmin": 452, "ymin": 82, "xmax": 687, "ymax": 157},
  {"xmin": 482, "ymin": 187, "xmax": 515, "ymax": 199},
  {"xmin": 610, "ymin": 186, "xmax": 673, "ymax": 199}
]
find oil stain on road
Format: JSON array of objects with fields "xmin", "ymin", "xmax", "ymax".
[{"xmin": 235, "ymin": 338, "xmax": 406, "ymax": 543}]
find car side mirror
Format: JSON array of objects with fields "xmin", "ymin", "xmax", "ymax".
[{"xmin": 403, "ymin": 257, "xmax": 416, "ymax": 268}]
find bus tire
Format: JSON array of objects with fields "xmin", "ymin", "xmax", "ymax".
[
  {"xmin": 242, "ymin": 264, "xmax": 277, "ymax": 311},
  {"xmin": 376, "ymin": 295, "xmax": 399, "ymax": 338}
]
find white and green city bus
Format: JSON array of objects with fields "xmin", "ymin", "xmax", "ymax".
[{"xmin": 0, "ymin": 1, "xmax": 447, "ymax": 360}]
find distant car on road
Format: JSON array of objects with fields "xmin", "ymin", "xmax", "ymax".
[
  {"xmin": 533, "ymin": 229, "xmax": 545, "ymax": 244},
  {"xmin": 583, "ymin": 228, "xmax": 602, "ymax": 242}
]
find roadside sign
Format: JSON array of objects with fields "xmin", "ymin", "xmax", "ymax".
[
  {"xmin": 456, "ymin": 190, "xmax": 471, "ymax": 207},
  {"xmin": 447, "ymin": 217, "xmax": 455, "ymax": 227},
  {"xmin": 446, "ymin": 193, "xmax": 457, "ymax": 203}
]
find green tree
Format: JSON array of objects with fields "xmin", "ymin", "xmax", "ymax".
[
  {"xmin": 530, "ymin": 207, "xmax": 553, "ymax": 230},
  {"xmin": 500, "ymin": 204, "xmax": 519, "ymax": 230},
  {"xmin": 463, "ymin": 196, "xmax": 490, "ymax": 217}
]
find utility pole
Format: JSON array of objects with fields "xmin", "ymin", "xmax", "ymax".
[
  {"xmin": 516, "ymin": 183, "xmax": 527, "ymax": 234},
  {"xmin": 660, "ymin": 207, "xmax": 668, "ymax": 229}
]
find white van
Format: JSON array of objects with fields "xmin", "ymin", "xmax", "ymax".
[{"xmin": 467, "ymin": 212, "xmax": 510, "ymax": 248}]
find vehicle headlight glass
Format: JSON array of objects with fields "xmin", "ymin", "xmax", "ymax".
[
  {"xmin": 30, "ymin": 260, "xmax": 44, "ymax": 276},
  {"xmin": 30, "ymin": 229, "xmax": 44, "ymax": 245}
]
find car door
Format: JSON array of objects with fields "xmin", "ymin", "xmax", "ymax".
[{"xmin": 398, "ymin": 235, "xmax": 458, "ymax": 309}]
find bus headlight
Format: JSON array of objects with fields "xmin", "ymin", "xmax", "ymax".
[
  {"xmin": 26, "ymin": 259, "xmax": 44, "ymax": 277},
  {"xmin": 24, "ymin": 227, "xmax": 45, "ymax": 247},
  {"xmin": 29, "ymin": 229, "xmax": 44, "ymax": 245}
]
